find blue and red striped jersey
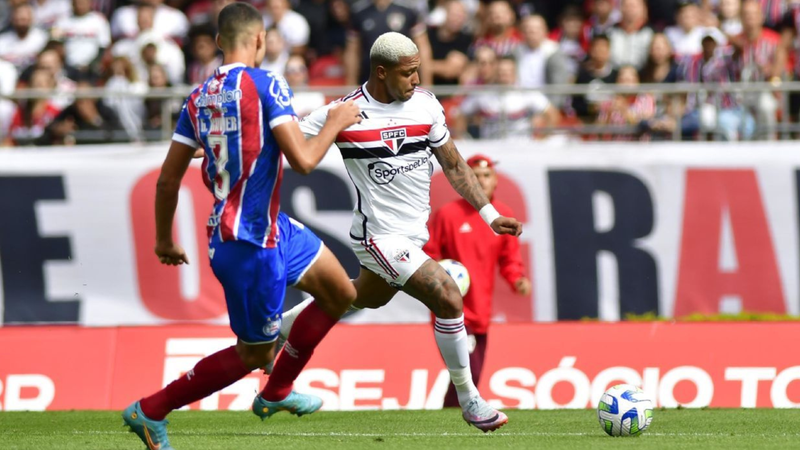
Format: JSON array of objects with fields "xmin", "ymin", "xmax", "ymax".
[{"xmin": 172, "ymin": 62, "xmax": 296, "ymax": 248}]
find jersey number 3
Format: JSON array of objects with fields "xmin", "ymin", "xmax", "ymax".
[{"xmin": 208, "ymin": 135, "xmax": 230, "ymax": 200}]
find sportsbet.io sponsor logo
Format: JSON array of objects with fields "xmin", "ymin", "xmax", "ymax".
[{"xmin": 368, "ymin": 156, "xmax": 429, "ymax": 184}]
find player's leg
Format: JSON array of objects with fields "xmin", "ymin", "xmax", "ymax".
[
  {"xmin": 254, "ymin": 214, "xmax": 356, "ymax": 417},
  {"xmin": 258, "ymin": 247, "xmax": 354, "ymax": 401},
  {"xmin": 401, "ymin": 258, "xmax": 507, "ymax": 432},
  {"xmin": 125, "ymin": 241, "xmax": 281, "ymax": 449},
  {"xmin": 271, "ymin": 241, "xmax": 403, "ymax": 350},
  {"xmin": 443, "ymin": 331, "xmax": 483, "ymax": 408}
]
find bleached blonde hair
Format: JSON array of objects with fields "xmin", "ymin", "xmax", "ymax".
[{"xmin": 369, "ymin": 32, "xmax": 419, "ymax": 70}]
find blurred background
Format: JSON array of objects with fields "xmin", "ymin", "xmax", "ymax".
[
  {"xmin": 4, "ymin": 0, "xmax": 800, "ymax": 143},
  {"xmin": 1, "ymin": 0, "xmax": 800, "ymax": 413}
]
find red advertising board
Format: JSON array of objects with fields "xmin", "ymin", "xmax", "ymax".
[{"xmin": 1, "ymin": 323, "xmax": 799, "ymax": 411}]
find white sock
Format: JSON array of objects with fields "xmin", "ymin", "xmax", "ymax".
[
  {"xmin": 279, "ymin": 297, "xmax": 362, "ymax": 339},
  {"xmin": 279, "ymin": 297, "xmax": 314, "ymax": 339},
  {"xmin": 434, "ymin": 315, "xmax": 479, "ymax": 407}
]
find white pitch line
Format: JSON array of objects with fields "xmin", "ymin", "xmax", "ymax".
[{"xmin": 70, "ymin": 430, "xmax": 800, "ymax": 438}]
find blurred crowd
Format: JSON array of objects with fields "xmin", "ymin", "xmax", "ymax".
[{"xmin": 2, "ymin": 0, "xmax": 800, "ymax": 145}]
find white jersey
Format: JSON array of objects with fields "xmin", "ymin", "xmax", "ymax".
[
  {"xmin": 300, "ymin": 85, "xmax": 450, "ymax": 242},
  {"xmin": 53, "ymin": 12, "xmax": 111, "ymax": 68}
]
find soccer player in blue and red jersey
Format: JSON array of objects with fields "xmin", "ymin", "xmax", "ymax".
[{"xmin": 122, "ymin": 4, "xmax": 362, "ymax": 449}]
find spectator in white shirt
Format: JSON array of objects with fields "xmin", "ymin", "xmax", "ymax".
[
  {"xmin": 0, "ymin": 59, "xmax": 18, "ymax": 97},
  {"xmin": 103, "ymin": 56, "xmax": 146, "ymax": 141},
  {"xmin": 260, "ymin": 27, "xmax": 289, "ymax": 74},
  {"xmin": 0, "ymin": 59, "xmax": 18, "ymax": 142},
  {"xmin": 0, "ymin": 4, "xmax": 49, "ymax": 71},
  {"xmin": 515, "ymin": 14, "xmax": 571, "ymax": 88},
  {"xmin": 608, "ymin": 0, "xmax": 654, "ymax": 69},
  {"xmin": 51, "ymin": 0, "xmax": 111, "ymax": 71},
  {"xmin": 665, "ymin": 0, "xmax": 727, "ymax": 59},
  {"xmin": 718, "ymin": 0, "xmax": 743, "ymax": 36},
  {"xmin": 284, "ymin": 55, "xmax": 325, "ymax": 118},
  {"xmin": 110, "ymin": 0, "xmax": 189, "ymax": 42},
  {"xmin": 263, "ymin": 0, "xmax": 310, "ymax": 56},
  {"xmin": 111, "ymin": 4, "xmax": 185, "ymax": 86},
  {"xmin": 32, "ymin": 0, "xmax": 72, "ymax": 31},
  {"xmin": 458, "ymin": 56, "xmax": 560, "ymax": 139}
]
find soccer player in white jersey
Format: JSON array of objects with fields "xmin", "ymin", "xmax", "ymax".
[{"xmin": 282, "ymin": 31, "xmax": 522, "ymax": 432}]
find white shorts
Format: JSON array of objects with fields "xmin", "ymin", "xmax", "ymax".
[{"xmin": 351, "ymin": 235, "xmax": 430, "ymax": 287}]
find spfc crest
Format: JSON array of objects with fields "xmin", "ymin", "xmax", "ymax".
[
  {"xmin": 394, "ymin": 248, "xmax": 410, "ymax": 263},
  {"xmin": 381, "ymin": 127, "xmax": 406, "ymax": 152}
]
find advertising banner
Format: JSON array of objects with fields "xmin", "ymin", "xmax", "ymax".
[
  {"xmin": 1, "ymin": 141, "xmax": 800, "ymax": 325},
  {"xmin": 1, "ymin": 323, "xmax": 799, "ymax": 411}
]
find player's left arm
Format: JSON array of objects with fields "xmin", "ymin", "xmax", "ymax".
[
  {"xmin": 432, "ymin": 138, "xmax": 522, "ymax": 237},
  {"xmin": 154, "ymin": 140, "xmax": 196, "ymax": 266}
]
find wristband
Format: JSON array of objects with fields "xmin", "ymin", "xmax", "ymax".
[{"xmin": 479, "ymin": 204, "xmax": 501, "ymax": 226}]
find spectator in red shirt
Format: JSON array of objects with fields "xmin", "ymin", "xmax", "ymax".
[
  {"xmin": 424, "ymin": 154, "xmax": 531, "ymax": 408},
  {"xmin": 4, "ymin": 68, "xmax": 61, "ymax": 146},
  {"xmin": 730, "ymin": 0, "xmax": 780, "ymax": 138},
  {"xmin": 473, "ymin": 0, "xmax": 522, "ymax": 57}
]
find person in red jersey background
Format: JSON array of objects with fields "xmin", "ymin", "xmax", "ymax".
[{"xmin": 424, "ymin": 153, "xmax": 532, "ymax": 408}]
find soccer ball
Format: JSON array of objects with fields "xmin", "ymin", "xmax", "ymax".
[
  {"xmin": 597, "ymin": 384, "xmax": 654, "ymax": 437},
  {"xmin": 439, "ymin": 259, "xmax": 470, "ymax": 296}
]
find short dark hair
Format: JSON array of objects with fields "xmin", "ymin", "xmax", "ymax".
[
  {"xmin": 217, "ymin": 2, "xmax": 263, "ymax": 49},
  {"xmin": 188, "ymin": 23, "xmax": 217, "ymax": 42},
  {"xmin": 590, "ymin": 33, "xmax": 610, "ymax": 45},
  {"xmin": 498, "ymin": 55, "xmax": 517, "ymax": 66}
]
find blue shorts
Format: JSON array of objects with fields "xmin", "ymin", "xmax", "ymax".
[{"xmin": 209, "ymin": 212, "xmax": 323, "ymax": 344}]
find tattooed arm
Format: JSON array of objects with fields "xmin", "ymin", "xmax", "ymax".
[{"xmin": 432, "ymin": 138, "xmax": 523, "ymax": 236}]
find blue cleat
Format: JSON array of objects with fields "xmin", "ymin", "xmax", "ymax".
[
  {"xmin": 252, "ymin": 391, "xmax": 323, "ymax": 419},
  {"xmin": 122, "ymin": 401, "xmax": 174, "ymax": 450}
]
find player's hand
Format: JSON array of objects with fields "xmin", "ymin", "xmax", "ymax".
[
  {"xmin": 515, "ymin": 277, "xmax": 532, "ymax": 296},
  {"xmin": 328, "ymin": 100, "xmax": 362, "ymax": 130},
  {"xmin": 491, "ymin": 216, "xmax": 522, "ymax": 237},
  {"xmin": 155, "ymin": 241, "xmax": 190, "ymax": 266}
]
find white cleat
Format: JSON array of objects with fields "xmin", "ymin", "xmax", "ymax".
[{"xmin": 461, "ymin": 397, "xmax": 509, "ymax": 433}]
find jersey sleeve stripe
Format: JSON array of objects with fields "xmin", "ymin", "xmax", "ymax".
[
  {"xmin": 186, "ymin": 90, "xmax": 203, "ymax": 145},
  {"xmin": 172, "ymin": 133, "xmax": 198, "ymax": 148},
  {"xmin": 269, "ymin": 114, "xmax": 296, "ymax": 130},
  {"xmin": 429, "ymin": 132, "xmax": 449, "ymax": 145}
]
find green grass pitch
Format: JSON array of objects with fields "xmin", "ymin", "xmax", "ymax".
[{"xmin": 2, "ymin": 408, "xmax": 799, "ymax": 449}]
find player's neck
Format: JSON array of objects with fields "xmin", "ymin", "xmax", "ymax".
[
  {"xmin": 222, "ymin": 51, "xmax": 257, "ymax": 69},
  {"xmin": 365, "ymin": 79, "xmax": 394, "ymax": 104}
]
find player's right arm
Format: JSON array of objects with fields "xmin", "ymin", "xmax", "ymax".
[
  {"xmin": 273, "ymin": 100, "xmax": 361, "ymax": 174},
  {"xmin": 154, "ymin": 95, "xmax": 199, "ymax": 266},
  {"xmin": 154, "ymin": 140, "xmax": 195, "ymax": 266}
]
